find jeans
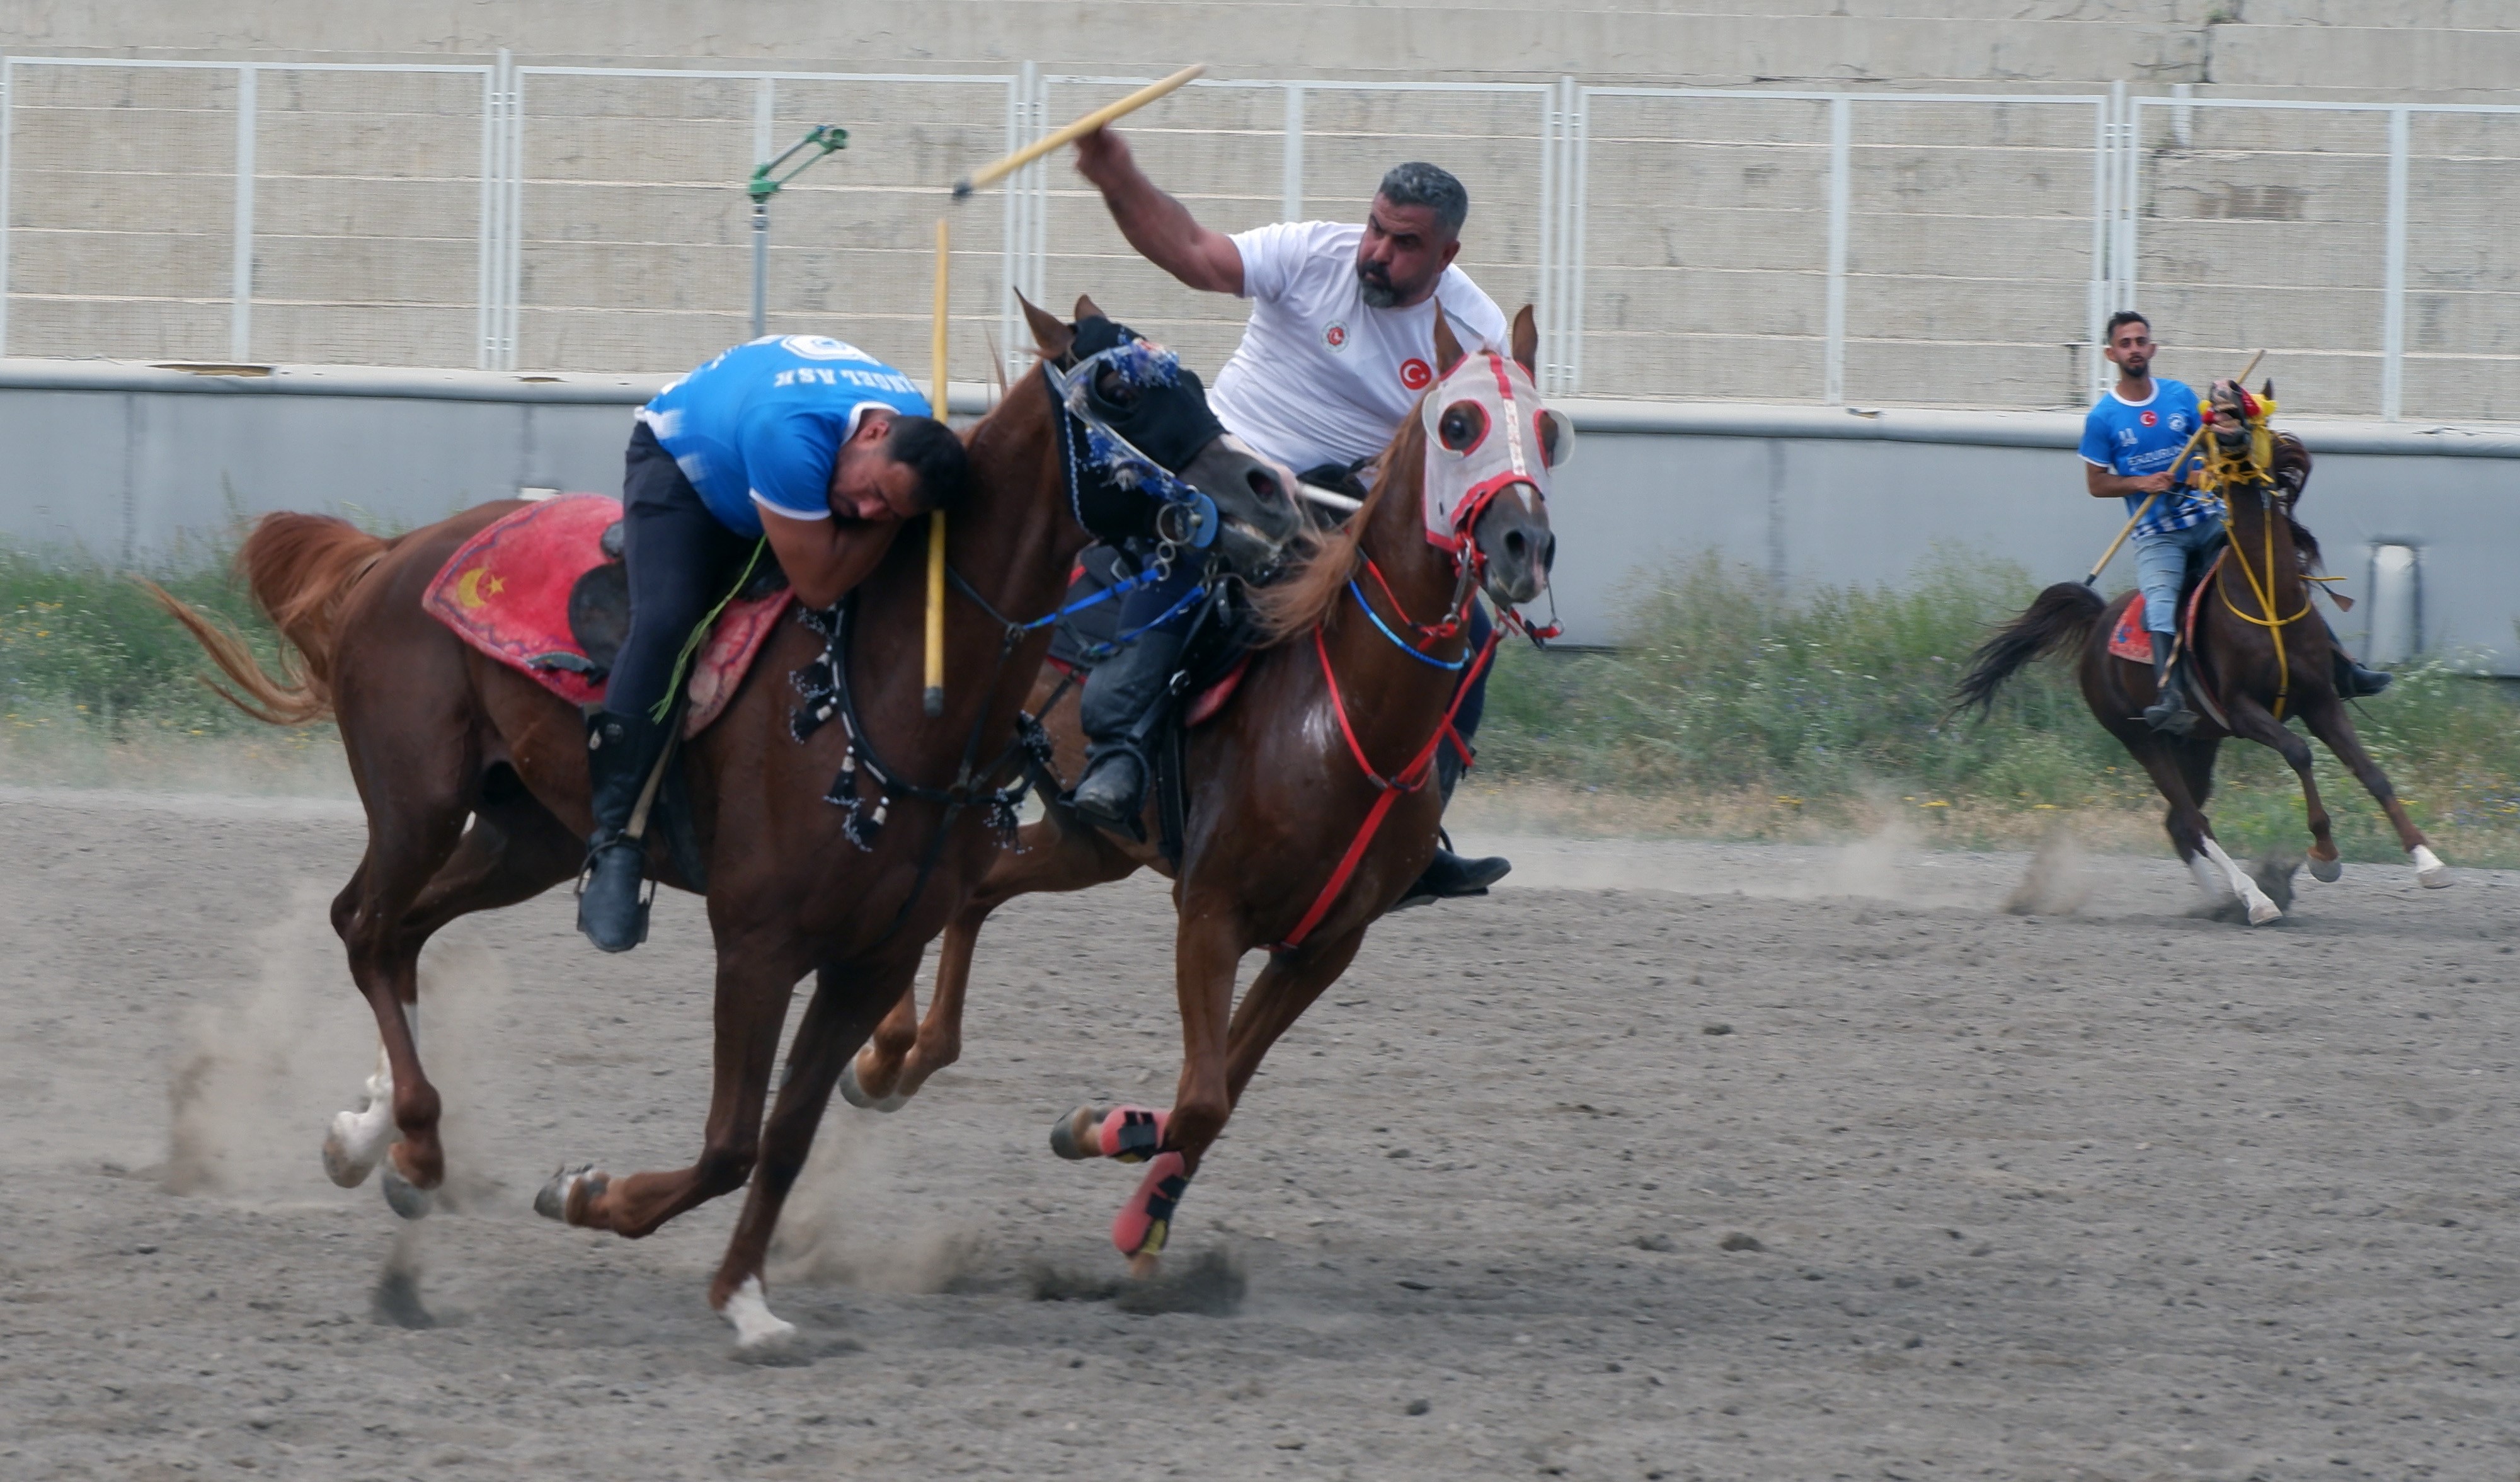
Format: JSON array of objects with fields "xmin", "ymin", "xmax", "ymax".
[
  {"xmin": 610, "ymin": 422, "xmax": 755, "ymax": 720},
  {"xmin": 2130, "ymin": 520, "xmax": 2223, "ymax": 636}
]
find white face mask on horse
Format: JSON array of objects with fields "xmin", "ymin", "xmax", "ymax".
[{"xmin": 1416, "ymin": 343, "xmax": 1572, "ymax": 554}]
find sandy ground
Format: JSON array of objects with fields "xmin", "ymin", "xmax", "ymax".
[{"xmin": 1, "ymin": 789, "xmax": 2516, "ymax": 1481}]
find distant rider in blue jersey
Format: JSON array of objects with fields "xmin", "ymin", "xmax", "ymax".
[
  {"xmin": 580, "ymin": 334, "xmax": 970, "ymax": 953},
  {"xmin": 2082, "ymin": 310, "xmax": 2388, "ymax": 735}
]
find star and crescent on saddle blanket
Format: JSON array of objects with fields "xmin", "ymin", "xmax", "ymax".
[{"xmin": 424, "ymin": 142, "xmax": 1524, "ymax": 956}]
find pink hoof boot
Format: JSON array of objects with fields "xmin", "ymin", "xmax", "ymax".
[
  {"xmin": 1112, "ymin": 1152, "xmax": 1190, "ymax": 1258},
  {"xmin": 1096, "ymin": 1106, "xmax": 1171, "ymax": 1163},
  {"xmin": 1049, "ymin": 1104, "xmax": 1171, "ymax": 1163}
]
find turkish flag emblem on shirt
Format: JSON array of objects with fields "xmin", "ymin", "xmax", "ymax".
[
  {"xmin": 2139, "ymin": 410, "xmax": 2158, "ymax": 427},
  {"xmin": 1399, "ymin": 358, "xmax": 1433, "ymax": 391}
]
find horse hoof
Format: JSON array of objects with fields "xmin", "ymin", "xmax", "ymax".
[
  {"xmin": 534, "ymin": 1163, "xmax": 606, "ymax": 1225},
  {"xmin": 2309, "ymin": 856, "xmax": 2342, "ymax": 883},
  {"xmin": 721, "ymin": 1275, "xmax": 799, "ymax": 1351},
  {"xmin": 839, "ymin": 1059, "xmax": 909, "ymax": 1113},
  {"xmin": 1048, "ymin": 1106, "xmax": 1102, "ymax": 1161},
  {"xmin": 321, "ymin": 1127, "xmax": 377, "ymax": 1190},
  {"xmin": 1128, "ymin": 1251, "xmax": 1164, "ymax": 1280},
  {"xmin": 2413, "ymin": 846, "xmax": 2453, "ymax": 889},
  {"xmin": 379, "ymin": 1161, "xmax": 435, "ymax": 1221},
  {"xmin": 2247, "ymin": 897, "xmax": 2284, "ymax": 927}
]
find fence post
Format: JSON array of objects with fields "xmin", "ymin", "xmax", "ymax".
[
  {"xmin": 231, "ymin": 64, "xmax": 256, "ymax": 362},
  {"xmin": 503, "ymin": 51, "xmax": 522, "ymax": 371},
  {"xmin": 1823, "ymin": 94, "xmax": 1850, "ymax": 405},
  {"xmin": 0, "ymin": 57, "xmax": 13, "ymax": 357},
  {"xmin": 1565, "ymin": 79, "xmax": 1588, "ymax": 396},
  {"xmin": 475, "ymin": 64, "xmax": 496, "ymax": 369},
  {"xmin": 751, "ymin": 77, "xmax": 774, "ymax": 340},
  {"xmin": 2113, "ymin": 83, "xmax": 2136, "ymax": 316},
  {"xmin": 2382, "ymin": 105, "xmax": 2409, "ymax": 421},
  {"xmin": 1537, "ymin": 80, "xmax": 1559, "ymax": 388},
  {"xmin": 1281, "ymin": 83, "xmax": 1303, "ymax": 222},
  {"xmin": 2087, "ymin": 93, "xmax": 2110, "ymax": 401}
]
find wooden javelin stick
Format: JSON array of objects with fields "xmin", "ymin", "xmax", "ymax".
[
  {"xmin": 2083, "ymin": 349, "xmax": 2265, "ymax": 585},
  {"xmin": 951, "ymin": 64, "xmax": 1207, "ymax": 198},
  {"xmin": 924, "ymin": 216, "xmax": 951, "ymax": 718}
]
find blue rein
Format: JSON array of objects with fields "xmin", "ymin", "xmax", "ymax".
[{"xmin": 1347, "ymin": 578, "xmax": 1470, "ymax": 672}]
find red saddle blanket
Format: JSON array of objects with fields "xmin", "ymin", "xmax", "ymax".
[
  {"xmin": 420, "ymin": 495, "xmax": 792, "ymax": 738},
  {"xmin": 2106, "ymin": 550, "xmax": 2225, "ymax": 664}
]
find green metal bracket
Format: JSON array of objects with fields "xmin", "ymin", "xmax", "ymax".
[{"xmin": 748, "ymin": 124, "xmax": 849, "ymax": 204}]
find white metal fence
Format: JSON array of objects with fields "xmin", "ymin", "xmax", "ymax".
[{"xmin": 6, "ymin": 54, "xmax": 2520, "ymax": 419}]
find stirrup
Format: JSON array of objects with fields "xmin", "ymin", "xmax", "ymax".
[{"xmin": 1068, "ymin": 753, "xmax": 1148, "ymax": 840}]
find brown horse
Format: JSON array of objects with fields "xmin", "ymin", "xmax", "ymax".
[
  {"xmin": 1954, "ymin": 379, "xmax": 2450, "ymax": 921},
  {"xmin": 843, "ymin": 309, "xmax": 1561, "ymax": 1271},
  {"xmin": 154, "ymin": 298, "xmax": 1302, "ymax": 1346}
]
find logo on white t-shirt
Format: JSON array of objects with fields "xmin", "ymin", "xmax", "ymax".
[
  {"xmin": 1398, "ymin": 358, "xmax": 1433, "ymax": 391},
  {"xmin": 1324, "ymin": 322, "xmax": 1348, "ymax": 351}
]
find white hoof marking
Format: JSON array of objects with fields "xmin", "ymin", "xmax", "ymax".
[
  {"xmin": 323, "ymin": 1048, "xmax": 397, "ymax": 1188},
  {"xmin": 2186, "ymin": 854, "xmax": 2232, "ymax": 904},
  {"xmin": 2201, "ymin": 837, "xmax": 2281, "ymax": 925},
  {"xmin": 723, "ymin": 1276, "xmax": 797, "ymax": 1349},
  {"xmin": 2412, "ymin": 844, "xmax": 2453, "ymax": 889}
]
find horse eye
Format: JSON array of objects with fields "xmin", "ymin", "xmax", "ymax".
[
  {"xmin": 1438, "ymin": 403, "xmax": 1486, "ymax": 452},
  {"xmin": 1095, "ymin": 368, "xmax": 1139, "ymax": 406}
]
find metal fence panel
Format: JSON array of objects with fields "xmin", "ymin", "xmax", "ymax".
[
  {"xmin": 250, "ymin": 65, "xmax": 491, "ymax": 369},
  {"xmin": 0, "ymin": 59, "xmax": 243, "ymax": 363},
  {"xmin": 512, "ymin": 67, "xmax": 1017, "ymax": 379},
  {"xmin": 2126, "ymin": 99, "xmax": 2395, "ymax": 416}
]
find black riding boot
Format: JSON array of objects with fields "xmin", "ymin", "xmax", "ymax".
[
  {"xmin": 1070, "ymin": 627, "xmax": 1188, "ymax": 832},
  {"xmin": 2324, "ymin": 618, "xmax": 2393, "ymax": 698},
  {"xmin": 2143, "ymin": 631, "xmax": 2198, "ymax": 736},
  {"xmin": 578, "ymin": 707, "xmax": 670, "ymax": 953},
  {"xmin": 1397, "ymin": 743, "xmax": 1512, "ymax": 909}
]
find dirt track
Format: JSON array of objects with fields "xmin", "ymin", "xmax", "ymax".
[{"xmin": 2, "ymin": 790, "xmax": 2516, "ymax": 1481}]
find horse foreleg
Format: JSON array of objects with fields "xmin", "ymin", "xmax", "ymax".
[
  {"xmin": 2126, "ymin": 733, "xmax": 2279, "ymax": 922},
  {"xmin": 2222, "ymin": 696, "xmax": 2342, "ymax": 882},
  {"xmin": 2300, "ymin": 696, "xmax": 2453, "ymax": 888},
  {"xmin": 541, "ymin": 946, "xmax": 803, "ymax": 1239},
  {"xmin": 856, "ymin": 817, "xmax": 1145, "ymax": 1109},
  {"xmin": 709, "ymin": 957, "xmax": 914, "ymax": 1350}
]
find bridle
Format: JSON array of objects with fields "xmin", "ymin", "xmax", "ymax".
[{"xmin": 1276, "ymin": 348, "xmax": 1564, "ymax": 952}]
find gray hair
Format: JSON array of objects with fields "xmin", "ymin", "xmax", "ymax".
[{"xmin": 1375, "ymin": 161, "xmax": 1469, "ymax": 239}]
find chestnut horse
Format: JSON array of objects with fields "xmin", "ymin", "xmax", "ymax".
[
  {"xmin": 1953, "ymin": 379, "xmax": 2450, "ymax": 922},
  {"xmin": 154, "ymin": 300, "xmax": 1300, "ymax": 1345},
  {"xmin": 843, "ymin": 309, "xmax": 1561, "ymax": 1271}
]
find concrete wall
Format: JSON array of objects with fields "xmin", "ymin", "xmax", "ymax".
[{"xmin": 4, "ymin": 359, "xmax": 2513, "ymax": 671}]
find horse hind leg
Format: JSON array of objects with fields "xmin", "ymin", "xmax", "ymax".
[{"xmin": 2134, "ymin": 735, "xmax": 2279, "ymax": 924}]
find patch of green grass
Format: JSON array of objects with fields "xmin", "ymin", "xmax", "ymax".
[
  {"xmin": 1483, "ymin": 551, "xmax": 2520, "ymax": 866},
  {"xmin": 0, "ymin": 541, "xmax": 287, "ymax": 741}
]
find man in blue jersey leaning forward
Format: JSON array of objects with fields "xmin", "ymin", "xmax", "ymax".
[
  {"xmin": 579, "ymin": 333, "xmax": 971, "ymax": 953},
  {"xmin": 2082, "ymin": 310, "xmax": 2388, "ymax": 734}
]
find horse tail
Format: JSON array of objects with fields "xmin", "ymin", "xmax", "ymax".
[
  {"xmin": 146, "ymin": 513, "xmax": 392, "ymax": 726},
  {"xmin": 1947, "ymin": 580, "xmax": 2106, "ymax": 720}
]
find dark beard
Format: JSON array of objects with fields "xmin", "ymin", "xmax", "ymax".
[{"xmin": 1357, "ymin": 264, "xmax": 1400, "ymax": 309}]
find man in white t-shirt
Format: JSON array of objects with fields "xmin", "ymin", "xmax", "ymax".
[{"xmin": 1065, "ymin": 132, "xmax": 1510, "ymax": 904}]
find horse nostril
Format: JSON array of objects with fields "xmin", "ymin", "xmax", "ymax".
[
  {"xmin": 1540, "ymin": 532, "xmax": 1557, "ymax": 571},
  {"xmin": 1504, "ymin": 530, "xmax": 1527, "ymax": 561},
  {"xmin": 1247, "ymin": 468, "xmax": 1282, "ymax": 503}
]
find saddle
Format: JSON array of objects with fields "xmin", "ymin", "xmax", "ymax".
[
  {"xmin": 421, "ymin": 494, "xmax": 793, "ymax": 739},
  {"xmin": 1043, "ymin": 543, "xmax": 1253, "ymax": 728}
]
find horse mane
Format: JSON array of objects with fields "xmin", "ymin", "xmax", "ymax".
[{"xmin": 1250, "ymin": 414, "xmax": 1424, "ymax": 646}]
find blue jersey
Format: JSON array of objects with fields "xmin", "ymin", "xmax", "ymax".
[
  {"xmin": 2080, "ymin": 378, "xmax": 2217, "ymax": 536},
  {"xmin": 638, "ymin": 335, "xmax": 932, "ymax": 539}
]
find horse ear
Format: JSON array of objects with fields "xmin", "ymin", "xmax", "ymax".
[
  {"xmin": 1019, "ymin": 290, "xmax": 1074, "ymax": 361},
  {"xmin": 1431, "ymin": 303, "xmax": 1465, "ymax": 377},
  {"xmin": 2262, "ymin": 378, "xmax": 2276, "ymax": 400},
  {"xmin": 1509, "ymin": 305, "xmax": 1540, "ymax": 379},
  {"xmin": 1074, "ymin": 292, "xmax": 1107, "ymax": 325}
]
